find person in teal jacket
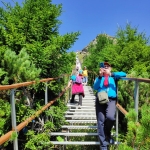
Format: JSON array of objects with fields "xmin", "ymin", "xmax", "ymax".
[{"xmin": 93, "ymin": 62, "xmax": 126, "ymax": 150}]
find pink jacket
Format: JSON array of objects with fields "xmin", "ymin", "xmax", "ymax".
[{"xmin": 72, "ymin": 83, "xmax": 84, "ymax": 97}]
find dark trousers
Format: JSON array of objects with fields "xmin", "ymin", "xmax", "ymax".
[
  {"xmin": 95, "ymin": 97, "xmax": 116, "ymax": 149},
  {"xmin": 70, "ymin": 93, "xmax": 82, "ymax": 105}
]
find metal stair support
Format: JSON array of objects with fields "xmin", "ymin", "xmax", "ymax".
[
  {"xmin": 65, "ymin": 115, "xmax": 96, "ymax": 120},
  {"xmin": 50, "ymin": 141, "xmax": 100, "ymax": 145},
  {"xmin": 65, "ymin": 111, "xmax": 95, "ymax": 115},
  {"xmin": 61, "ymin": 125, "xmax": 97, "ymax": 129},
  {"xmin": 50, "ymin": 132, "xmax": 98, "ymax": 136}
]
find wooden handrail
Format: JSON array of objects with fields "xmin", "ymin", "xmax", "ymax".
[
  {"xmin": 1, "ymin": 74, "xmax": 149, "ymax": 145},
  {"xmin": 0, "ymin": 74, "xmax": 70, "ymax": 90},
  {"xmin": 0, "ymin": 78, "xmax": 55, "ymax": 90},
  {"xmin": 88, "ymin": 70, "xmax": 98, "ymax": 76},
  {"xmin": 116, "ymin": 103, "xmax": 128, "ymax": 115},
  {"xmin": 88, "ymin": 72, "xmax": 150, "ymax": 83},
  {"xmin": 1, "ymin": 74, "xmax": 149, "ymax": 91},
  {"xmin": 0, "ymin": 86, "xmax": 70, "ymax": 145},
  {"xmin": 121, "ymin": 77, "xmax": 150, "ymax": 83}
]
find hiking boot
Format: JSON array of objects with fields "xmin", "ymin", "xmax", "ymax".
[
  {"xmin": 106, "ymin": 136, "xmax": 115, "ymax": 144},
  {"xmin": 70, "ymin": 99, "xmax": 74, "ymax": 103},
  {"xmin": 109, "ymin": 138, "xmax": 115, "ymax": 144}
]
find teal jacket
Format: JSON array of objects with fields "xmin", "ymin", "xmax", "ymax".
[{"xmin": 93, "ymin": 72, "xmax": 126, "ymax": 98}]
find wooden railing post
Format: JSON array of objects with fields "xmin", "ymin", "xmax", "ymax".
[
  {"xmin": 134, "ymin": 81, "xmax": 139, "ymax": 121},
  {"xmin": 10, "ymin": 89, "xmax": 18, "ymax": 150}
]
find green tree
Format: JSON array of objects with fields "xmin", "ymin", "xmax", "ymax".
[
  {"xmin": 82, "ymin": 34, "xmax": 114, "ymax": 73},
  {"xmin": 0, "ymin": 99, "xmax": 11, "ymax": 137},
  {"xmin": 118, "ymin": 104, "xmax": 150, "ymax": 150},
  {"xmin": 0, "ymin": 0, "xmax": 79, "ymax": 149},
  {"xmin": 82, "ymin": 23, "xmax": 150, "ymax": 148},
  {"xmin": 0, "ymin": 0, "xmax": 80, "ymax": 79},
  {"xmin": 0, "ymin": 48, "xmax": 41, "ymax": 84},
  {"xmin": 114, "ymin": 24, "xmax": 150, "ymax": 73}
]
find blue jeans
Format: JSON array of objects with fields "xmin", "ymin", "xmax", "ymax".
[
  {"xmin": 95, "ymin": 96, "xmax": 116, "ymax": 149},
  {"xmin": 83, "ymin": 76, "xmax": 88, "ymax": 83}
]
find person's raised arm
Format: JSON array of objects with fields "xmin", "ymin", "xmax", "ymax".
[
  {"xmin": 111, "ymin": 71, "xmax": 126, "ymax": 78},
  {"xmin": 67, "ymin": 80, "xmax": 72, "ymax": 88}
]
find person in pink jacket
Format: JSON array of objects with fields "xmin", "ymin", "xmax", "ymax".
[{"xmin": 67, "ymin": 70, "xmax": 84, "ymax": 108}]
